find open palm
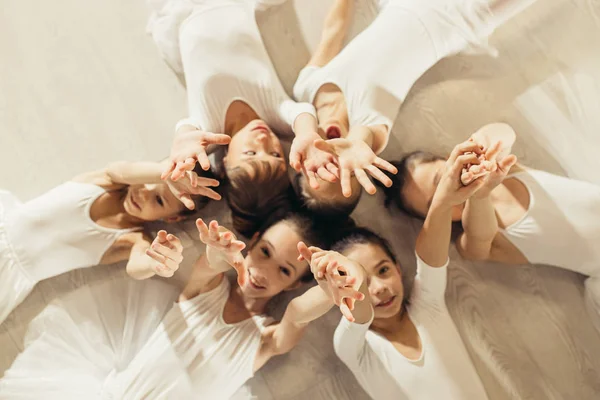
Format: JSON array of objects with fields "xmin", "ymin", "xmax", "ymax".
[{"xmin": 314, "ymin": 138, "xmax": 397, "ymax": 197}]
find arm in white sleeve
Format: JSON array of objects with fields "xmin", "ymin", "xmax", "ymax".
[
  {"xmin": 411, "ymin": 253, "xmax": 449, "ymax": 306},
  {"xmin": 278, "ymin": 99, "xmax": 317, "ymax": 133},
  {"xmin": 333, "ymin": 308, "xmax": 374, "ymax": 368}
]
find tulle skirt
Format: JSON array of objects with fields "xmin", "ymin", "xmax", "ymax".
[
  {"xmin": 0, "ymin": 277, "xmax": 178, "ymax": 400},
  {"xmin": 0, "ymin": 190, "xmax": 35, "ymax": 326}
]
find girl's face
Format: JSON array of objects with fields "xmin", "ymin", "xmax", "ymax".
[
  {"xmin": 343, "ymin": 243, "xmax": 404, "ymax": 319},
  {"xmin": 402, "ymin": 159, "xmax": 464, "ymax": 221},
  {"xmin": 241, "ymin": 221, "xmax": 310, "ymax": 299},
  {"xmin": 224, "ymin": 119, "xmax": 285, "ymax": 173},
  {"xmin": 123, "ymin": 184, "xmax": 186, "ymax": 222}
]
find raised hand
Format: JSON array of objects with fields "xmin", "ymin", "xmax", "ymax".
[
  {"xmin": 290, "ymin": 133, "xmax": 339, "ymax": 189},
  {"xmin": 314, "ymin": 138, "xmax": 397, "ymax": 197},
  {"xmin": 196, "ymin": 218, "xmax": 247, "ymax": 286},
  {"xmin": 145, "ymin": 230, "xmax": 184, "ymax": 278},
  {"xmin": 166, "ymin": 170, "xmax": 221, "ymax": 209},
  {"xmin": 297, "ymin": 242, "xmax": 365, "ymax": 322},
  {"xmin": 162, "ymin": 129, "xmax": 231, "ymax": 182},
  {"xmin": 432, "ymin": 140, "xmax": 488, "ymax": 208}
]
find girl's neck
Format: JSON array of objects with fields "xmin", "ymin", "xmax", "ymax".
[
  {"xmin": 371, "ymin": 304, "xmax": 409, "ymax": 334},
  {"xmin": 232, "ymin": 284, "xmax": 271, "ymax": 315},
  {"xmin": 225, "ymin": 100, "xmax": 261, "ymax": 136}
]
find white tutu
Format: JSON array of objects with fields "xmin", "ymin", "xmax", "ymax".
[
  {"xmin": 0, "ymin": 277, "xmax": 178, "ymax": 400},
  {"xmin": 0, "ymin": 190, "xmax": 35, "ymax": 326}
]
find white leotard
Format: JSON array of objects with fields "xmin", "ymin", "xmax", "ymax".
[
  {"xmin": 149, "ymin": 0, "xmax": 316, "ymax": 137},
  {"xmin": 333, "ymin": 255, "xmax": 488, "ymax": 400},
  {"xmin": 293, "ymin": 0, "xmax": 536, "ymax": 153},
  {"xmin": 0, "ymin": 182, "xmax": 136, "ymax": 324},
  {"xmin": 102, "ymin": 276, "xmax": 273, "ymax": 399},
  {"xmin": 500, "ymin": 170, "xmax": 600, "ymax": 277}
]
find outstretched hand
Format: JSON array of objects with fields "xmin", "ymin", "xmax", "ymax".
[
  {"xmin": 290, "ymin": 133, "xmax": 340, "ymax": 189},
  {"xmin": 166, "ymin": 170, "xmax": 221, "ymax": 209},
  {"xmin": 196, "ymin": 218, "xmax": 247, "ymax": 286},
  {"xmin": 313, "ymin": 138, "xmax": 397, "ymax": 197},
  {"xmin": 162, "ymin": 129, "xmax": 231, "ymax": 181},
  {"xmin": 432, "ymin": 140, "xmax": 488, "ymax": 208},
  {"xmin": 145, "ymin": 230, "xmax": 184, "ymax": 278},
  {"xmin": 297, "ymin": 242, "xmax": 365, "ymax": 322}
]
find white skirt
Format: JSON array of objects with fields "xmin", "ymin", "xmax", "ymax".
[
  {"xmin": 0, "ymin": 190, "xmax": 35, "ymax": 326},
  {"xmin": 0, "ymin": 277, "xmax": 178, "ymax": 400}
]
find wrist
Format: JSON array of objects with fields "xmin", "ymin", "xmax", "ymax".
[
  {"xmin": 293, "ymin": 113, "xmax": 318, "ymax": 136},
  {"xmin": 347, "ymin": 126, "xmax": 374, "ymax": 148}
]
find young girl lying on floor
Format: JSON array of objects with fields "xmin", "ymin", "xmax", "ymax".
[
  {"xmin": 0, "ymin": 160, "xmax": 219, "ymax": 324},
  {"xmin": 0, "ymin": 212, "xmax": 360, "ymax": 399},
  {"xmin": 382, "ymin": 122, "xmax": 600, "ymax": 330},
  {"xmin": 298, "ymin": 139, "xmax": 491, "ymax": 399}
]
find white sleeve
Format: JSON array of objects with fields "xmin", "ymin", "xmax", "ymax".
[
  {"xmin": 411, "ymin": 253, "xmax": 449, "ymax": 305},
  {"xmin": 277, "ymin": 99, "xmax": 317, "ymax": 133},
  {"xmin": 333, "ymin": 312, "xmax": 373, "ymax": 371}
]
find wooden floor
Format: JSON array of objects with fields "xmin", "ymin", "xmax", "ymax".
[{"xmin": 1, "ymin": 0, "xmax": 600, "ymax": 399}]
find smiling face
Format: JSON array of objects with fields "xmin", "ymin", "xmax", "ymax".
[
  {"xmin": 224, "ymin": 119, "xmax": 286, "ymax": 174},
  {"xmin": 343, "ymin": 242, "xmax": 404, "ymax": 319},
  {"xmin": 123, "ymin": 183, "xmax": 186, "ymax": 222},
  {"xmin": 401, "ymin": 159, "xmax": 464, "ymax": 221},
  {"xmin": 240, "ymin": 220, "xmax": 311, "ymax": 299}
]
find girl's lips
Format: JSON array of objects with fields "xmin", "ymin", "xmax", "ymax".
[
  {"xmin": 326, "ymin": 126, "xmax": 341, "ymax": 139},
  {"xmin": 248, "ymin": 272, "xmax": 266, "ymax": 290},
  {"xmin": 376, "ymin": 296, "xmax": 396, "ymax": 308}
]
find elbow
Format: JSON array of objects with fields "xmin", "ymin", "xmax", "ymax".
[
  {"xmin": 456, "ymin": 243, "xmax": 490, "ymax": 262},
  {"xmin": 105, "ymin": 161, "xmax": 129, "ymax": 181}
]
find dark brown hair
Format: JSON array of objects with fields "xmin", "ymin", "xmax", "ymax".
[
  {"xmin": 378, "ymin": 151, "xmax": 444, "ymax": 219},
  {"xmin": 225, "ymin": 160, "xmax": 293, "ymax": 238},
  {"xmin": 292, "ymin": 172, "xmax": 361, "ymax": 219}
]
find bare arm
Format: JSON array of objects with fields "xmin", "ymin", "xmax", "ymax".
[
  {"xmin": 73, "ymin": 161, "xmax": 167, "ymax": 189},
  {"xmin": 180, "ymin": 219, "xmax": 246, "ymax": 301},
  {"xmin": 307, "ymin": 0, "xmax": 353, "ymax": 67},
  {"xmin": 254, "ymin": 286, "xmax": 334, "ymax": 370},
  {"xmin": 457, "ymin": 196, "xmax": 498, "ymax": 261}
]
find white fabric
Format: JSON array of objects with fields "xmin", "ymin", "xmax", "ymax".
[
  {"xmin": 500, "ymin": 170, "xmax": 600, "ymax": 277},
  {"xmin": 0, "ymin": 276, "xmax": 272, "ymax": 399},
  {"xmin": 293, "ymin": 0, "xmax": 537, "ymax": 153},
  {"xmin": 105, "ymin": 276, "xmax": 273, "ymax": 399},
  {"xmin": 333, "ymin": 255, "xmax": 488, "ymax": 400},
  {"xmin": 0, "ymin": 183, "xmax": 135, "ymax": 324},
  {"xmin": 0, "ymin": 277, "xmax": 178, "ymax": 400},
  {"xmin": 148, "ymin": 0, "xmax": 316, "ymax": 137}
]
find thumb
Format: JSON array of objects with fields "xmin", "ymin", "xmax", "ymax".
[
  {"xmin": 314, "ymin": 139, "xmax": 335, "ymax": 154},
  {"xmin": 206, "ymin": 133, "xmax": 232, "ymax": 145},
  {"xmin": 458, "ymin": 177, "xmax": 486, "ymax": 197},
  {"xmin": 297, "ymin": 241, "xmax": 313, "ymax": 262},
  {"xmin": 500, "ymin": 154, "xmax": 517, "ymax": 171},
  {"xmin": 289, "ymin": 150, "xmax": 303, "ymax": 172}
]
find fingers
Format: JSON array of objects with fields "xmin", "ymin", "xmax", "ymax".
[
  {"xmin": 149, "ymin": 241, "xmax": 183, "ymax": 264},
  {"xmin": 166, "ymin": 233, "xmax": 183, "ymax": 252},
  {"xmin": 461, "ymin": 170, "xmax": 474, "ymax": 186},
  {"xmin": 289, "ymin": 150, "xmax": 303, "ymax": 172},
  {"xmin": 297, "ymin": 241, "xmax": 313, "ymax": 263},
  {"xmin": 145, "ymin": 248, "xmax": 180, "ymax": 276},
  {"xmin": 452, "ymin": 153, "xmax": 480, "ymax": 175},
  {"xmin": 449, "ymin": 141, "xmax": 484, "ymax": 162},
  {"xmin": 355, "ymin": 168, "xmax": 376, "ymax": 195},
  {"xmin": 499, "ymin": 154, "xmax": 517, "ymax": 171},
  {"xmin": 161, "ymin": 161, "xmax": 176, "ymax": 181},
  {"xmin": 232, "ymin": 253, "xmax": 247, "ymax": 286},
  {"xmin": 197, "ymin": 186, "xmax": 222, "ymax": 201},
  {"xmin": 206, "ymin": 133, "xmax": 232, "ymax": 145},
  {"xmin": 483, "ymin": 140, "xmax": 504, "ymax": 163},
  {"xmin": 326, "ymin": 163, "xmax": 340, "ymax": 179},
  {"xmin": 194, "ymin": 177, "xmax": 220, "ymax": 187},
  {"xmin": 197, "ymin": 150, "xmax": 210, "ymax": 171},
  {"xmin": 365, "ymin": 165, "xmax": 392, "ymax": 187},
  {"xmin": 340, "ymin": 167, "xmax": 352, "ymax": 198},
  {"xmin": 195, "ymin": 218, "xmax": 210, "ymax": 240},
  {"xmin": 372, "ymin": 157, "xmax": 398, "ymax": 175},
  {"xmin": 313, "ymin": 139, "xmax": 335, "ymax": 154},
  {"xmin": 340, "ymin": 302, "xmax": 355, "ymax": 322},
  {"xmin": 208, "ymin": 220, "xmax": 220, "ymax": 242},
  {"xmin": 157, "ymin": 230, "xmax": 169, "ymax": 243},
  {"xmin": 305, "ymin": 169, "xmax": 320, "ymax": 190},
  {"xmin": 219, "ymin": 231, "xmax": 233, "ymax": 247},
  {"xmin": 179, "ymin": 194, "xmax": 195, "ymax": 210},
  {"xmin": 316, "ymin": 166, "xmax": 337, "ymax": 182}
]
